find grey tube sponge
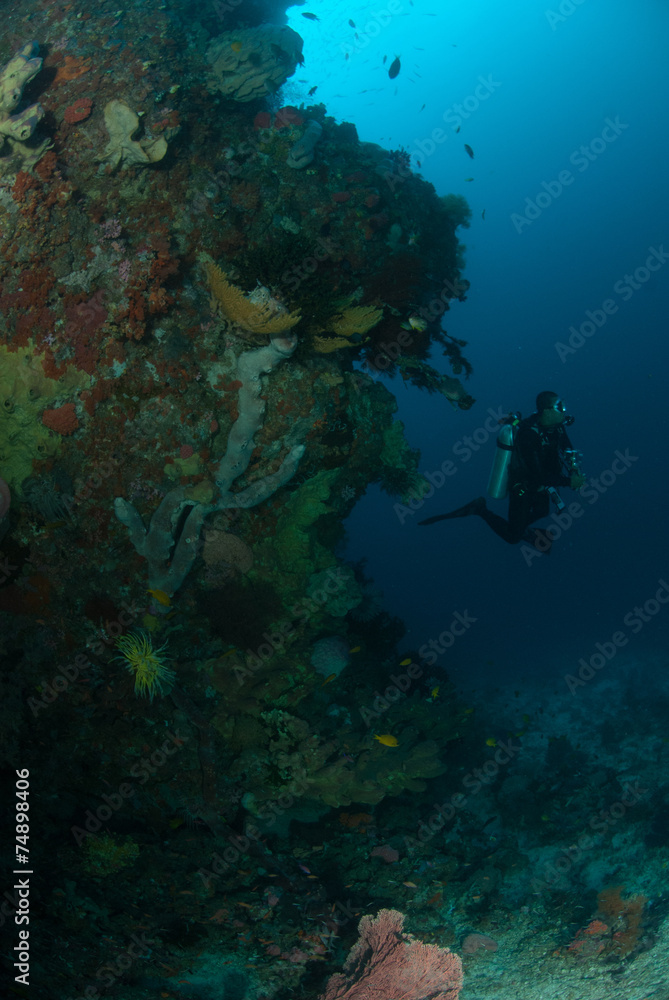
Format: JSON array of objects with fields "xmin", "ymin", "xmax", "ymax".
[
  {"xmin": 216, "ymin": 332, "xmax": 299, "ymax": 493},
  {"xmin": 286, "ymin": 120, "xmax": 322, "ymax": 169},
  {"xmin": 114, "ymin": 333, "xmax": 303, "ymax": 596}
]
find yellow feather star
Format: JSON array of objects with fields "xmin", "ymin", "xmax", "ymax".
[{"xmin": 115, "ymin": 631, "xmax": 175, "ymax": 702}]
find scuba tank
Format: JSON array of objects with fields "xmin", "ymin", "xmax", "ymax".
[{"xmin": 487, "ymin": 412, "xmax": 521, "ymax": 499}]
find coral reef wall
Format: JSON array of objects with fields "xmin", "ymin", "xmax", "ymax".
[{"xmin": 0, "ymin": 2, "xmax": 476, "ymax": 997}]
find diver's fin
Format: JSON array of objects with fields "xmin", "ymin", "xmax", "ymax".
[{"xmin": 418, "ymin": 497, "xmax": 486, "ymax": 525}]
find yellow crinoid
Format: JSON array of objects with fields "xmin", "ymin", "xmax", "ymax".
[
  {"xmin": 115, "ymin": 631, "xmax": 175, "ymax": 702},
  {"xmin": 310, "ymin": 304, "xmax": 383, "ymax": 352},
  {"xmin": 202, "ymin": 256, "xmax": 301, "ymax": 336}
]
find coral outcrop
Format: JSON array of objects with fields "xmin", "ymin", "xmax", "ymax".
[{"xmin": 206, "ymin": 25, "xmax": 303, "ymax": 103}]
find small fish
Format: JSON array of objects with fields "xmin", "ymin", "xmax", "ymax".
[
  {"xmin": 321, "ymin": 673, "xmax": 337, "ymax": 686},
  {"xmin": 302, "ymin": 11, "xmax": 320, "ymax": 20},
  {"xmin": 308, "ymin": 86, "xmax": 318, "ymax": 96},
  {"xmin": 403, "ymin": 881, "xmax": 417, "ymax": 888},
  {"xmin": 464, "ymin": 177, "xmax": 474, "ymax": 182},
  {"xmin": 430, "ymin": 686, "xmax": 440, "ymax": 700},
  {"xmin": 388, "ymin": 56, "xmax": 401, "ymax": 79},
  {"xmin": 455, "ymin": 125, "xmax": 461, "ymax": 133},
  {"xmin": 481, "ymin": 209, "xmax": 486, "ymax": 221},
  {"xmin": 348, "ymin": 19, "xmax": 356, "ymax": 27},
  {"xmin": 383, "ymin": 54, "xmax": 388, "ymax": 64},
  {"xmin": 485, "ymin": 737, "xmax": 497, "ymax": 747},
  {"xmin": 464, "ymin": 707, "xmax": 474, "ymax": 715},
  {"xmin": 230, "ymin": 41, "xmax": 242, "ymax": 52},
  {"xmin": 147, "ymin": 587, "xmax": 171, "ymax": 606},
  {"xmin": 541, "ymin": 814, "xmax": 550, "ymax": 822},
  {"xmin": 349, "ymin": 645, "xmax": 361, "ymax": 653},
  {"xmin": 298, "ymin": 863, "xmax": 312, "ymax": 874},
  {"xmin": 374, "ymin": 734, "xmax": 399, "ymax": 747},
  {"xmin": 464, "ymin": 144, "xmax": 474, "ymax": 158},
  {"xmin": 406, "ymin": 315, "xmax": 427, "ymax": 332},
  {"xmin": 419, "ymin": 103, "xmax": 425, "ymax": 112},
  {"xmin": 221, "ymin": 647, "xmax": 238, "ymax": 658},
  {"xmin": 399, "ymin": 657, "xmax": 412, "ymax": 666}
]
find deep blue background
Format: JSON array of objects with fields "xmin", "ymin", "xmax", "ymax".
[{"xmin": 286, "ymin": 0, "xmax": 669, "ymax": 691}]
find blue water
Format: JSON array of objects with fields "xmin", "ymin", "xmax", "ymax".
[{"xmin": 287, "ymin": 0, "xmax": 669, "ymax": 692}]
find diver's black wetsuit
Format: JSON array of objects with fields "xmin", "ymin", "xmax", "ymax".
[{"xmin": 479, "ymin": 414, "xmax": 573, "ymax": 543}]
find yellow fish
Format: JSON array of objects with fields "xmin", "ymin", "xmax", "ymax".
[
  {"xmin": 430, "ymin": 686, "xmax": 440, "ymax": 700},
  {"xmin": 374, "ymin": 734, "xmax": 399, "ymax": 747},
  {"xmin": 231, "ymin": 41, "xmax": 242, "ymax": 52},
  {"xmin": 349, "ymin": 645, "xmax": 361, "ymax": 653},
  {"xmin": 147, "ymin": 587, "xmax": 171, "ymax": 606},
  {"xmin": 321, "ymin": 673, "xmax": 337, "ymax": 686},
  {"xmin": 485, "ymin": 737, "xmax": 497, "ymax": 747},
  {"xmin": 399, "ymin": 657, "xmax": 412, "ymax": 667},
  {"xmin": 401, "ymin": 315, "xmax": 428, "ymax": 332},
  {"xmin": 464, "ymin": 177, "xmax": 474, "ymax": 182}
]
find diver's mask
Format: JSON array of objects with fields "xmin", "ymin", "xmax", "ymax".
[{"xmin": 553, "ymin": 399, "xmax": 574, "ymax": 425}]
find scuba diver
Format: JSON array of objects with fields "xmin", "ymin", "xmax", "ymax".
[{"xmin": 418, "ymin": 391, "xmax": 586, "ymax": 553}]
